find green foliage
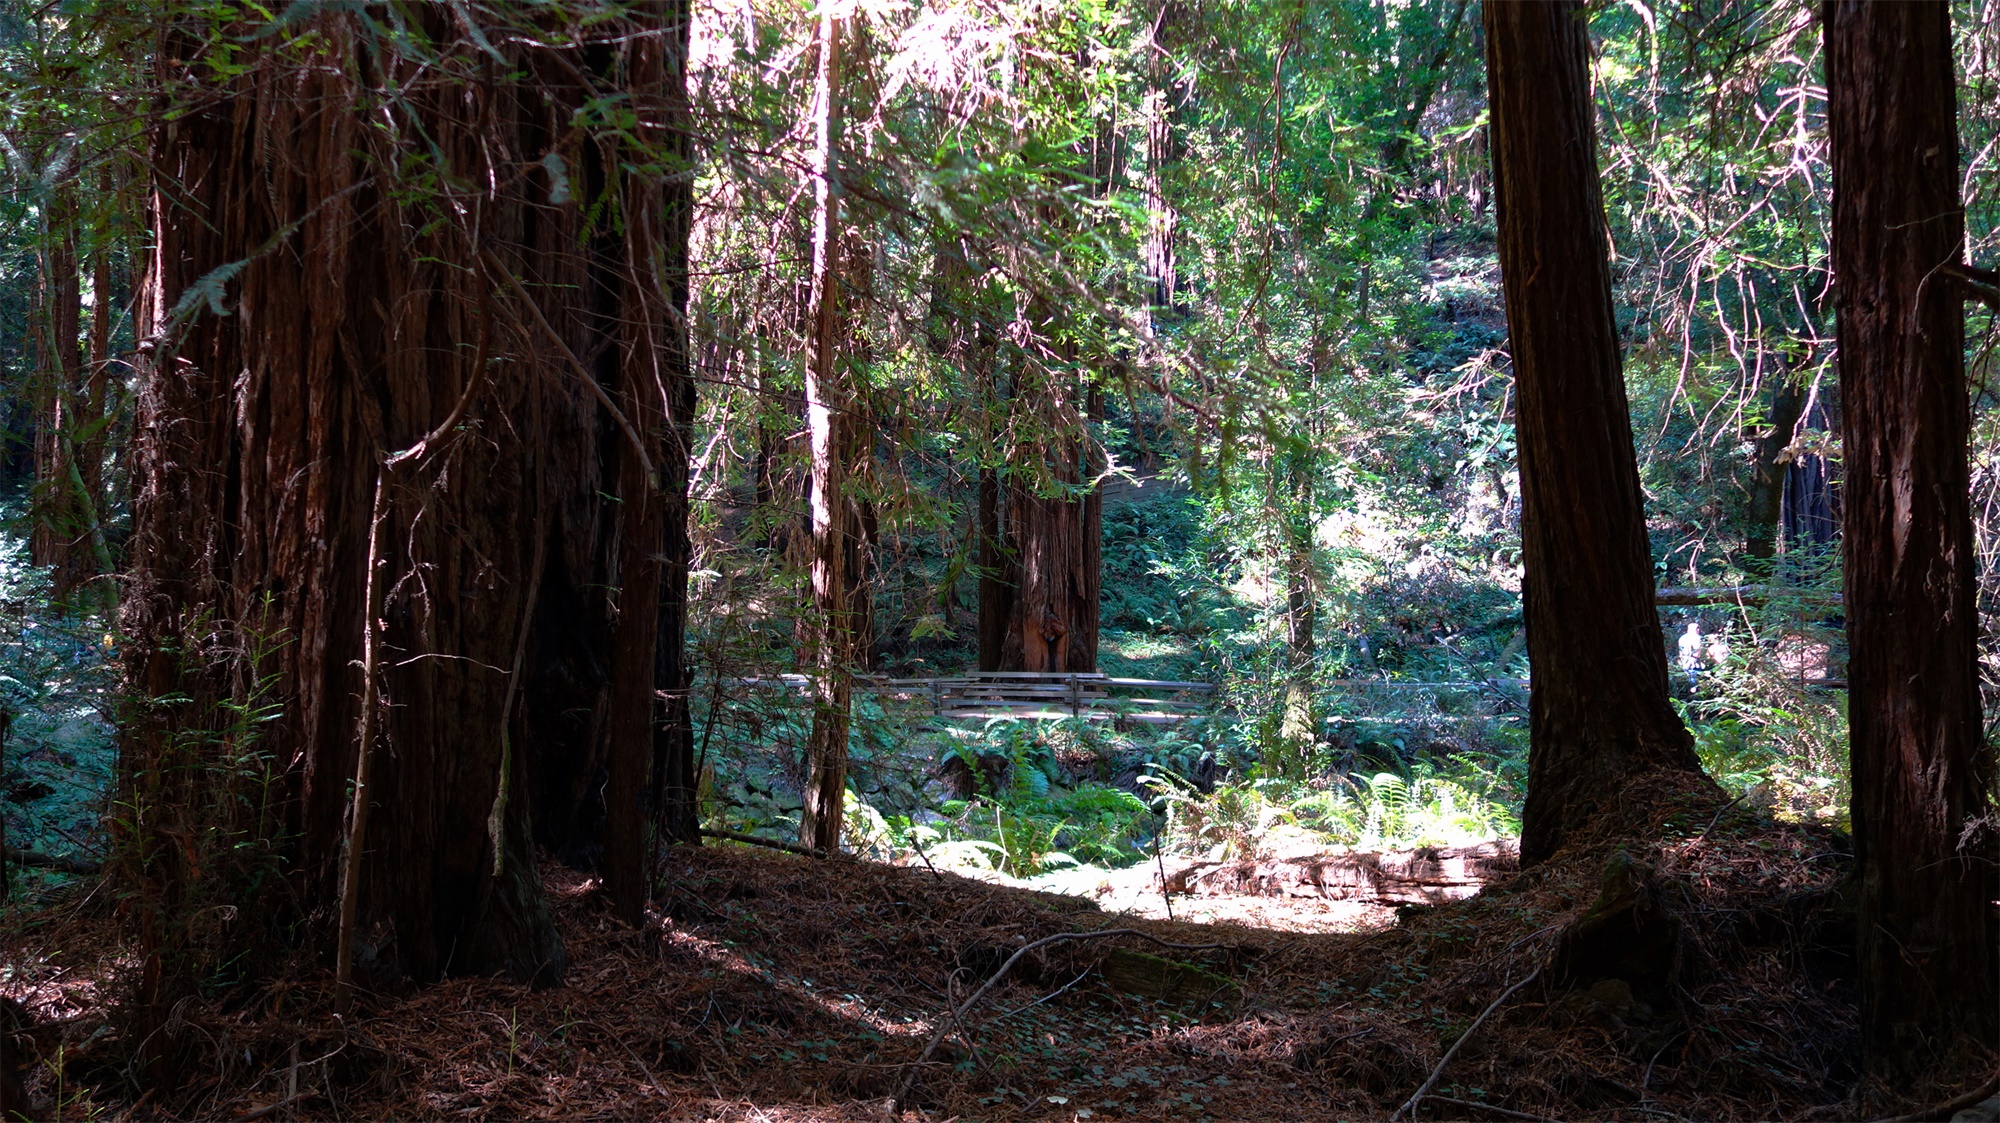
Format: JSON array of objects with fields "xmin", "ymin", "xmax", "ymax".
[
  {"xmin": 0, "ymin": 497, "xmax": 118, "ymax": 905},
  {"xmin": 1151, "ymin": 758, "xmax": 1521, "ymax": 861}
]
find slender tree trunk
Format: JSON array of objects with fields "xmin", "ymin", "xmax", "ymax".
[
  {"xmin": 1279, "ymin": 442, "xmax": 1317, "ymax": 771},
  {"xmin": 1743, "ymin": 373, "xmax": 1805, "ymax": 567},
  {"xmin": 651, "ymin": 0, "xmax": 701, "ymax": 851},
  {"xmin": 1142, "ymin": 1, "xmax": 1184, "ymax": 316},
  {"xmin": 81, "ymin": 228, "xmax": 113, "ymax": 511},
  {"xmin": 800, "ymin": 5, "xmax": 854, "ymax": 852},
  {"xmin": 976, "ymin": 467, "xmax": 1011, "ymax": 670},
  {"xmin": 1823, "ymin": 0, "xmax": 1999, "ymax": 1082},
  {"xmin": 1484, "ymin": 0, "xmax": 1707, "ymax": 867},
  {"xmin": 31, "ymin": 189, "xmax": 88, "ymax": 601}
]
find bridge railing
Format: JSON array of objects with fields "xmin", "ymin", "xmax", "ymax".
[{"xmin": 725, "ymin": 671, "xmax": 1218, "ymax": 723}]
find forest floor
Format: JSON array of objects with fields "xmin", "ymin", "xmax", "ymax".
[{"xmin": 1, "ymin": 772, "xmax": 1985, "ymax": 1122}]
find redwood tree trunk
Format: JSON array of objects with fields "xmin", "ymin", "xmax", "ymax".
[
  {"xmin": 651, "ymin": 0, "xmax": 701, "ymax": 852},
  {"xmin": 1484, "ymin": 0, "xmax": 1706, "ymax": 866},
  {"xmin": 30, "ymin": 189, "xmax": 89, "ymax": 601},
  {"xmin": 1822, "ymin": 0, "xmax": 1999, "ymax": 1082},
  {"xmin": 992, "ymin": 325, "xmax": 1100, "ymax": 674},
  {"xmin": 122, "ymin": 12, "xmax": 687, "ymax": 1034}
]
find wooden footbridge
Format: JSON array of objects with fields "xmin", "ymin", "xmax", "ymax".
[{"xmin": 728, "ymin": 671, "xmax": 1219, "ymax": 724}]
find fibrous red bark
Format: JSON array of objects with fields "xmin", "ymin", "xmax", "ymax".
[
  {"xmin": 1822, "ymin": 0, "xmax": 1999, "ymax": 1081},
  {"xmin": 122, "ymin": 8, "xmax": 695, "ymax": 1032},
  {"xmin": 1483, "ymin": 0, "xmax": 1708, "ymax": 866}
]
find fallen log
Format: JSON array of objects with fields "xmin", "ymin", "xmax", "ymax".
[
  {"xmin": 1654, "ymin": 585, "xmax": 1841, "ymax": 607},
  {"xmin": 1164, "ymin": 841, "xmax": 1518, "ymax": 906},
  {"xmin": 1, "ymin": 846, "xmax": 100, "ymax": 875}
]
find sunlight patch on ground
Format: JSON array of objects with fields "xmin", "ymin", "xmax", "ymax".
[{"xmin": 941, "ymin": 858, "xmax": 1399, "ymax": 934}]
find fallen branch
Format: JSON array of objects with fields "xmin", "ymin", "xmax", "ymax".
[
  {"xmin": 1, "ymin": 847, "xmax": 100, "ymax": 875},
  {"xmin": 232, "ymin": 1091, "xmax": 311, "ymax": 1121},
  {"xmin": 1390, "ymin": 965, "xmax": 1542, "ymax": 1122},
  {"xmin": 1418, "ymin": 1096, "xmax": 1559, "ymax": 1123},
  {"xmin": 893, "ymin": 928, "xmax": 1237, "ymax": 1110},
  {"xmin": 1874, "ymin": 1071, "xmax": 2000, "ymax": 1123},
  {"xmin": 698, "ymin": 827, "xmax": 841, "ymax": 859},
  {"xmin": 589, "ymin": 1021, "xmax": 672, "ymax": 1102}
]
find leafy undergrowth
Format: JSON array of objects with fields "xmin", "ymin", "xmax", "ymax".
[
  {"xmin": 0, "ymin": 520, "xmax": 119, "ymax": 899},
  {"xmin": 1, "ymin": 773, "xmax": 1973, "ymax": 1121}
]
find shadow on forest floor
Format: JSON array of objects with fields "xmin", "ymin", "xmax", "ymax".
[{"xmin": 1, "ymin": 773, "xmax": 1969, "ymax": 1121}]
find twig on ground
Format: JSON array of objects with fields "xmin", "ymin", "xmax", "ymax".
[
  {"xmin": 906, "ymin": 833, "xmax": 945, "ymax": 881},
  {"xmin": 589, "ymin": 1021, "xmax": 672, "ymax": 1102},
  {"xmin": 988, "ymin": 967, "xmax": 1095, "ymax": 1025},
  {"xmin": 1389, "ymin": 965, "xmax": 1543, "ymax": 1122},
  {"xmin": 1417, "ymin": 1095, "xmax": 1558, "ymax": 1122},
  {"xmin": 893, "ymin": 928, "xmax": 1237, "ymax": 1110},
  {"xmin": 1695, "ymin": 795, "xmax": 1747, "ymax": 842}
]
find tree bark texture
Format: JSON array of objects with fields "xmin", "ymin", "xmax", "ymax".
[
  {"xmin": 1822, "ymin": 0, "xmax": 1999, "ymax": 1078},
  {"xmin": 986, "ymin": 319, "xmax": 1101, "ymax": 675},
  {"xmin": 800, "ymin": 5, "xmax": 858, "ymax": 852},
  {"xmin": 1484, "ymin": 0, "xmax": 1705, "ymax": 867},
  {"xmin": 122, "ymin": 8, "xmax": 694, "ymax": 1011},
  {"xmin": 29, "ymin": 188, "xmax": 97, "ymax": 602},
  {"xmin": 650, "ymin": 0, "xmax": 702, "ymax": 855}
]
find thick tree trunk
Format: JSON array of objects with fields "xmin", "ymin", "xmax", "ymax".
[
  {"xmin": 1484, "ymin": 1, "xmax": 1706, "ymax": 867},
  {"xmin": 999, "ymin": 465, "xmax": 1099, "ymax": 673},
  {"xmin": 121, "ymin": 13, "xmax": 688, "ymax": 1039},
  {"xmin": 800, "ymin": 5, "xmax": 855, "ymax": 852},
  {"xmin": 992, "ymin": 315, "xmax": 1100, "ymax": 675},
  {"xmin": 596, "ymin": 29, "xmax": 684, "ymax": 924},
  {"xmin": 1822, "ymin": 0, "xmax": 1999, "ymax": 1082}
]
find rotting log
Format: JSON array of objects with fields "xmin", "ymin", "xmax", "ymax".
[
  {"xmin": 1101, "ymin": 948, "xmax": 1238, "ymax": 1006},
  {"xmin": 1164, "ymin": 841, "xmax": 1518, "ymax": 906}
]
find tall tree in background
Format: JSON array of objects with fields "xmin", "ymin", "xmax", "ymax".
[
  {"xmin": 1822, "ymin": 0, "xmax": 1998, "ymax": 1082},
  {"xmin": 27, "ymin": 181, "xmax": 117, "ymax": 602},
  {"xmin": 985, "ymin": 348, "xmax": 1103, "ymax": 674},
  {"xmin": 649, "ymin": 0, "xmax": 702, "ymax": 859},
  {"xmin": 800, "ymin": 2, "xmax": 860, "ymax": 851},
  {"xmin": 1484, "ymin": 0, "xmax": 1707, "ymax": 865}
]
